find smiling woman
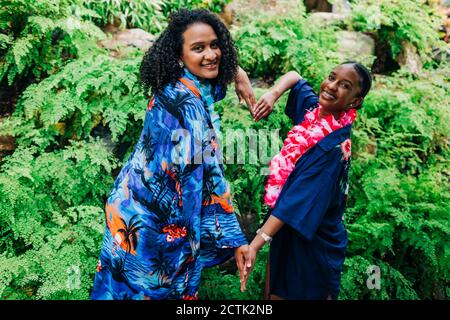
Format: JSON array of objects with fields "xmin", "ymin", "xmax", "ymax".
[
  {"xmin": 181, "ymin": 23, "xmax": 222, "ymax": 80},
  {"xmin": 243, "ymin": 62, "xmax": 372, "ymax": 300},
  {"xmin": 90, "ymin": 9, "xmax": 255, "ymax": 300},
  {"xmin": 139, "ymin": 9, "xmax": 239, "ymax": 96}
]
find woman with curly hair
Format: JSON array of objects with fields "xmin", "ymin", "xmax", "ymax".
[
  {"xmin": 91, "ymin": 9, "xmax": 255, "ymax": 300},
  {"xmin": 242, "ymin": 62, "xmax": 372, "ymax": 300}
]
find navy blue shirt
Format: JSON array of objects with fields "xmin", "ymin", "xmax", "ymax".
[{"xmin": 269, "ymin": 79, "xmax": 351, "ymax": 300}]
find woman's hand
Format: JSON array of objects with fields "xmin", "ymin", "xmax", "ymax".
[
  {"xmin": 253, "ymin": 90, "xmax": 277, "ymax": 121},
  {"xmin": 252, "ymin": 71, "xmax": 302, "ymax": 121},
  {"xmin": 240, "ymin": 244, "xmax": 258, "ymax": 292},
  {"xmin": 234, "ymin": 244, "xmax": 250, "ymax": 292},
  {"xmin": 235, "ymin": 67, "xmax": 256, "ymax": 114}
]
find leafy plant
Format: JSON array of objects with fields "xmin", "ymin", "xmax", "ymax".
[
  {"xmin": 161, "ymin": 0, "xmax": 232, "ymax": 17},
  {"xmin": 348, "ymin": 0, "xmax": 442, "ymax": 63},
  {"xmin": 232, "ymin": 4, "xmax": 343, "ymax": 85},
  {"xmin": 0, "ymin": 139, "xmax": 117, "ymax": 299},
  {"xmin": 0, "ymin": 0, "xmax": 104, "ymax": 86},
  {"xmin": 82, "ymin": 0, "xmax": 166, "ymax": 34},
  {"xmin": 1, "ymin": 51, "xmax": 147, "ymax": 155}
]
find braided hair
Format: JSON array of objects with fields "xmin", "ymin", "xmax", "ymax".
[
  {"xmin": 341, "ymin": 61, "xmax": 372, "ymax": 99},
  {"xmin": 140, "ymin": 9, "xmax": 238, "ymax": 98}
]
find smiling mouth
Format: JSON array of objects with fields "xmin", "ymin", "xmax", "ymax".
[
  {"xmin": 321, "ymin": 90, "xmax": 337, "ymax": 100},
  {"xmin": 201, "ymin": 61, "xmax": 219, "ymax": 69}
]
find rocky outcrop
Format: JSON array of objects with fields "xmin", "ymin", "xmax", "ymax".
[
  {"xmin": 337, "ymin": 31, "xmax": 376, "ymax": 61},
  {"xmin": 0, "ymin": 117, "xmax": 15, "ymax": 163},
  {"xmin": 98, "ymin": 28, "xmax": 155, "ymax": 52},
  {"xmin": 397, "ymin": 41, "xmax": 423, "ymax": 75},
  {"xmin": 307, "ymin": 12, "xmax": 348, "ymax": 26}
]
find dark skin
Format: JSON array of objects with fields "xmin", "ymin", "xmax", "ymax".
[
  {"xmin": 318, "ymin": 64, "xmax": 363, "ymax": 119},
  {"xmin": 253, "ymin": 64, "xmax": 363, "ymax": 121},
  {"xmin": 241, "ymin": 65, "xmax": 365, "ymax": 294}
]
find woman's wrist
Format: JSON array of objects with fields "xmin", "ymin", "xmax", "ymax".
[
  {"xmin": 270, "ymin": 88, "xmax": 282, "ymax": 102},
  {"xmin": 250, "ymin": 232, "xmax": 268, "ymax": 252},
  {"xmin": 249, "ymin": 240, "xmax": 263, "ymax": 253}
]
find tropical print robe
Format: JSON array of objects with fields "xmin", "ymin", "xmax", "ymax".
[{"xmin": 91, "ymin": 70, "xmax": 247, "ymax": 300}]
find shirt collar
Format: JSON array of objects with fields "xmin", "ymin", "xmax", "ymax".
[
  {"xmin": 317, "ymin": 124, "xmax": 352, "ymax": 152},
  {"xmin": 182, "ymin": 68, "xmax": 225, "ymax": 104}
]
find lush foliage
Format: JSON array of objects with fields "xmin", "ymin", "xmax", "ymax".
[
  {"xmin": 3, "ymin": 51, "xmax": 147, "ymax": 149},
  {"xmin": 83, "ymin": 0, "xmax": 166, "ymax": 34},
  {"xmin": 341, "ymin": 69, "xmax": 450, "ymax": 299},
  {"xmin": 0, "ymin": 140, "xmax": 116, "ymax": 299},
  {"xmin": 348, "ymin": 0, "xmax": 443, "ymax": 63},
  {"xmin": 83, "ymin": 0, "xmax": 232, "ymax": 34},
  {"xmin": 0, "ymin": 0, "xmax": 104, "ymax": 86},
  {"xmin": 231, "ymin": 4, "xmax": 343, "ymax": 84},
  {"xmin": 0, "ymin": 0, "xmax": 448, "ymax": 300}
]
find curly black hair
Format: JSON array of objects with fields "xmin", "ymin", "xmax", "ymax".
[{"xmin": 140, "ymin": 9, "xmax": 238, "ymax": 98}]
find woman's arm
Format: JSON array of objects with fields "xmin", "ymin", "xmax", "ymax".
[
  {"xmin": 234, "ymin": 66, "xmax": 256, "ymax": 113},
  {"xmin": 253, "ymin": 71, "xmax": 302, "ymax": 121},
  {"xmin": 240, "ymin": 215, "xmax": 285, "ymax": 291},
  {"xmin": 251, "ymin": 215, "xmax": 284, "ymax": 252}
]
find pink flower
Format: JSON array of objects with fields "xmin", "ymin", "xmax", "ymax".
[{"xmin": 341, "ymin": 139, "xmax": 352, "ymax": 161}]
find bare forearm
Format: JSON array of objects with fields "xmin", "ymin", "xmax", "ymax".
[
  {"xmin": 235, "ymin": 66, "xmax": 256, "ymax": 109},
  {"xmin": 270, "ymin": 71, "xmax": 302, "ymax": 101},
  {"xmin": 235, "ymin": 66, "xmax": 245, "ymax": 80},
  {"xmin": 250, "ymin": 215, "xmax": 285, "ymax": 251}
]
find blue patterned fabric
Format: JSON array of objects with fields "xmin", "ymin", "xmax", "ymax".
[
  {"xmin": 269, "ymin": 79, "xmax": 351, "ymax": 300},
  {"xmin": 91, "ymin": 72, "xmax": 247, "ymax": 300},
  {"xmin": 183, "ymin": 69, "xmax": 222, "ymax": 135}
]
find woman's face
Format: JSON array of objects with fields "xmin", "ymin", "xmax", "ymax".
[
  {"xmin": 181, "ymin": 22, "xmax": 221, "ymax": 80},
  {"xmin": 319, "ymin": 64, "xmax": 362, "ymax": 114}
]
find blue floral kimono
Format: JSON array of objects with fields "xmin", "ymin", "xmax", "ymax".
[
  {"xmin": 268, "ymin": 79, "xmax": 352, "ymax": 300},
  {"xmin": 91, "ymin": 70, "xmax": 247, "ymax": 300}
]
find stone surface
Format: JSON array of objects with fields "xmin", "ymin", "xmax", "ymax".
[
  {"xmin": 98, "ymin": 28, "xmax": 155, "ymax": 52},
  {"xmin": 337, "ymin": 31, "xmax": 376, "ymax": 60},
  {"xmin": 0, "ymin": 135, "xmax": 15, "ymax": 152},
  {"xmin": 397, "ymin": 41, "xmax": 423, "ymax": 74},
  {"xmin": 307, "ymin": 12, "xmax": 348, "ymax": 26},
  {"xmin": 0, "ymin": 117, "xmax": 15, "ymax": 162},
  {"xmin": 305, "ymin": 0, "xmax": 332, "ymax": 12},
  {"xmin": 219, "ymin": 4, "xmax": 234, "ymax": 26},
  {"xmin": 332, "ymin": 0, "xmax": 352, "ymax": 14}
]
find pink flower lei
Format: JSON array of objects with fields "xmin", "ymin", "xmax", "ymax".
[{"xmin": 264, "ymin": 105, "xmax": 357, "ymax": 208}]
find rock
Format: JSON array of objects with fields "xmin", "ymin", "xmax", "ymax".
[
  {"xmin": 337, "ymin": 31, "xmax": 376, "ymax": 60},
  {"xmin": 219, "ymin": 4, "xmax": 234, "ymax": 26},
  {"xmin": 332, "ymin": 0, "xmax": 352, "ymax": 14},
  {"xmin": 0, "ymin": 133, "xmax": 15, "ymax": 163},
  {"xmin": 98, "ymin": 28, "xmax": 155, "ymax": 52},
  {"xmin": 0, "ymin": 135, "xmax": 15, "ymax": 151},
  {"xmin": 397, "ymin": 41, "xmax": 423, "ymax": 74},
  {"xmin": 307, "ymin": 12, "xmax": 348, "ymax": 26},
  {"xmin": 305, "ymin": 0, "xmax": 332, "ymax": 12}
]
